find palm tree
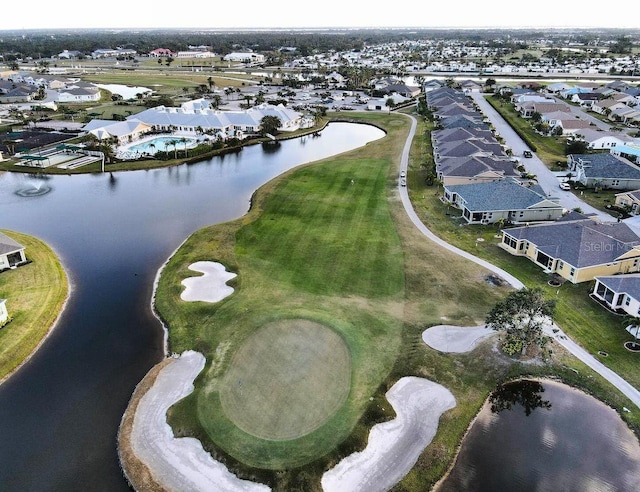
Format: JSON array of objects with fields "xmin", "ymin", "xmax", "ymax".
[
  {"xmin": 207, "ymin": 76, "xmax": 216, "ymax": 92},
  {"xmin": 180, "ymin": 137, "xmax": 188, "ymax": 157}
]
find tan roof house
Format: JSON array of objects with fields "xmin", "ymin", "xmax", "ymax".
[
  {"xmin": 615, "ymin": 189, "xmax": 640, "ymax": 215},
  {"xmin": 499, "ymin": 213, "xmax": 640, "ymax": 283}
]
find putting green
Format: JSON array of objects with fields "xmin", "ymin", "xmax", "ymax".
[{"xmin": 219, "ymin": 319, "xmax": 351, "ymax": 440}]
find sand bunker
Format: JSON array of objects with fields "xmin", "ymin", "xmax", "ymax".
[
  {"xmin": 321, "ymin": 377, "xmax": 456, "ymax": 492},
  {"xmin": 181, "ymin": 261, "xmax": 237, "ymax": 303},
  {"xmin": 422, "ymin": 324, "xmax": 495, "ymax": 353},
  {"xmin": 129, "ymin": 350, "xmax": 270, "ymax": 492}
]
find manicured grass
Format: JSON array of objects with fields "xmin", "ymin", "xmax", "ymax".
[
  {"xmin": 153, "ymin": 111, "xmax": 637, "ymax": 491},
  {"xmin": 486, "ymin": 94, "xmax": 567, "ymax": 167},
  {"xmin": 407, "ymin": 119, "xmax": 640, "ymax": 395},
  {"xmin": 0, "ymin": 230, "xmax": 68, "ymax": 382},
  {"xmin": 218, "ymin": 319, "xmax": 351, "ymax": 441}
]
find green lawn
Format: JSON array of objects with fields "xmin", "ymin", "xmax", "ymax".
[
  {"xmin": 0, "ymin": 230, "xmax": 68, "ymax": 381},
  {"xmin": 153, "ymin": 111, "xmax": 639, "ymax": 491},
  {"xmin": 486, "ymin": 94, "xmax": 567, "ymax": 168}
]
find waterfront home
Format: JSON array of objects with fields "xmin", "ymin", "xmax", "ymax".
[
  {"xmin": 499, "ymin": 213, "xmax": 640, "ymax": 283},
  {"xmin": 83, "ymin": 99, "xmax": 307, "ymax": 144},
  {"xmin": 568, "ymin": 153, "xmax": 640, "ymax": 190},
  {"xmin": 83, "ymin": 119, "xmax": 153, "ymax": 145},
  {"xmin": 443, "ymin": 178, "xmax": 564, "ymax": 224},
  {"xmin": 591, "ymin": 274, "xmax": 640, "ymax": 316},
  {"xmin": 0, "ymin": 232, "xmax": 27, "ymax": 271}
]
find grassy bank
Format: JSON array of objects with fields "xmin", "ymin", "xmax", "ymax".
[
  {"xmin": 0, "ymin": 230, "xmax": 68, "ymax": 382},
  {"xmin": 152, "ymin": 111, "xmax": 638, "ymax": 491},
  {"xmin": 407, "ymin": 116, "xmax": 640, "ymax": 422}
]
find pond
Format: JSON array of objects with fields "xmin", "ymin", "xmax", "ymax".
[
  {"xmin": 96, "ymin": 83, "xmax": 153, "ymax": 100},
  {"xmin": 0, "ymin": 122, "xmax": 384, "ymax": 491},
  {"xmin": 438, "ymin": 379, "xmax": 640, "ymax": 492}
]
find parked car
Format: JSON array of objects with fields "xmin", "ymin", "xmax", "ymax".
[
  {"xmin": 400, "ymin": 170, "xmax": 406, "ymax": 178},
  {"xmin": 559, "ymin": 182, "xmax": 571, "ymax": 191},
  {"xmin": 400, "ymin": 178, "xmax": 406, "ymax": 187},
  {"xmin": 523, "ymin": 150, "xmax": 533, "ymax": 158}
]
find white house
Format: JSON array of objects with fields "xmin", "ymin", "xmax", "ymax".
[
  {"xmin": 223, "ymin": 52, "xmax": 265, "ymax": 63},
  {"xmin": 573, "ymin": 128, "xmax": 630, "ymax": 150},
  {"xmin": 592, "ymin": 274, "xmax": 640, "ymax": 316},
  {"xmin": 0, "ymin": 299, "xmax": 8, "ymax": 325},
  {"xmin": 0, "ymin": 232, "xmax": 27, "ymax": 270}
]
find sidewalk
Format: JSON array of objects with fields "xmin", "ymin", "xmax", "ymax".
[{"xmin": 399, "ymin": 112, "xmax": 640, "ymax": 408}]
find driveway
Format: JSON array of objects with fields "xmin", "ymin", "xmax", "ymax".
[{"xmin": 470, "ymin": 92, "xmax": 616, "ymax": 222}]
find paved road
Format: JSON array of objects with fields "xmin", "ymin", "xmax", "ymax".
[
  {"xmin": 397, "ymin": 112, "xmax": 640, "ymax": 409},
  {"xmin": 470, "ymin": 92, "xmax": 616, "ymax": 222}
]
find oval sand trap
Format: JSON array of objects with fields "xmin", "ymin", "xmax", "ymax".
[{"xmin": 219, "ymin": 319, "xmax": 351, "ymax": 440}]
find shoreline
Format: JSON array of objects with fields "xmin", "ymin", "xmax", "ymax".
[
  {"xmin": 0, "ymin": 232, "xmax": 72, "ymax": 387},
  {"xmin": 118, "ymin": 356, "xmax": 174, "ymax": 491}
]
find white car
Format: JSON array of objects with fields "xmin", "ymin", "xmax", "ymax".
[
  {"xmin": 400, "ymin": 171, "xmax": 406, "ymax": 178},
  {"xmin": 559, "ymin": 182, "xmax": 571, "ymax": 191},
  {"xmin": 400, "ymin": 178, "xmax": 406, "ymax": 187}
]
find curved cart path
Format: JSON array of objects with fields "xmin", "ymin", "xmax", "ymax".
[{"xmin": 399, "ymin": 112, "xmax": 640, "ymax": 409}]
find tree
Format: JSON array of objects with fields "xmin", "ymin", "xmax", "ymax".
[
  {"xmin": 486, "ymin": 288, "xmax": 556, "ymax": 356},
  {"xmin": 385, "ymin": 97, "xmax": 394, "ymax": 113},
  {"xmin": 260, "ymin": 115, "xmax": 282, "ymax": 136}
]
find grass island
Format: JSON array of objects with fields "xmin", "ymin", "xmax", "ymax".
[{"xmin": 0, "ymin": 230, "xmax": 68, "ymax": 383}]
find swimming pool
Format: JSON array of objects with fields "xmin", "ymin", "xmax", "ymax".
[{"xmin": 127, "ymin": 136, "xmax": 198, "ymax": 154}]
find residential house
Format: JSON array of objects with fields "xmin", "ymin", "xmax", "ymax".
[
  {"xmin": 573, "ymin": 128, "xmax": 630, "ymax": 150},
  {"xmin": 591, "ymin": 274, "xmax": 640, "ymax": 316},
  {"xmin": 57, "ymin": 83, "xmax": 101, "ymax": 103},
  {"xmin": 519, "ymin": 102, "xmax": 570, "ymax": 118},
  {"xmin": 437, "ymin": 155, "xmax": 519, "ymax": 186},
  {"xmin": 500, "ymin": 213, "xmax": 640, "ymax": 283},
  {"xmin": 612, "ymin": 143, "xmax": 640, "ymax": 164},
  {"xmin": 554, "ymin": 118, "xmax": 593, "ymax": 136},
  {"xmin": 569, "ymin": 153, "xmax": 640, "ymax": 189},
  {"xmin": 443, "ymin": 178, "xmax": 564, "ymax": 224},
  {"xmin": 614, "ymin": 189, "xmax": 640, "ymax": 214},
  {"xmin": 460, "ymin": 80, "xmax": 483, "ymax": 93},
  {"xmin": 0, "ymin": 232, "xmax": 27, "ymax": 271},
  {"xmin": 571, "ymin": 92, "xmax": 601, "ymax": 108}
]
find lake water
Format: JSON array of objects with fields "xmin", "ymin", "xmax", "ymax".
[
  {"xmin": 438, "ymin": 379, "xmax": 640, "ymax": 492},
  {"xmin": 96, "ymin": 83, "xmax": 153, "ymax": 99},
  {"xmin": 0, "ymin": 123, "xmax": 384, "ymax": 491}
]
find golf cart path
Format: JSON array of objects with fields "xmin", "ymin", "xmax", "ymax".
[{"xmin": 399, "ymin": 113, "xmax": 640, "ymax": 409}]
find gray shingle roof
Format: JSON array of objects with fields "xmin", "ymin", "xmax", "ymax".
[
  {"xmin": 503, "ymin": 217, "xmax": 640, "ymax": 268},
  {"xmin": 445, "ymin": 179, "xmax": 557, "ymax": 212},
  {"xmin": 0, "ymin": 232, "xmax": 24, "ymax": 256},
  {"xmin": 571, "ymin": 153, "xmax": 640, "ymax": 180},
  {"xmin": 595, "ymin": 274, "xmax": 640, "ymax": 300}
]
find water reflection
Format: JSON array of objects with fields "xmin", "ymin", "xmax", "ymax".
[
  {"xmin": 439, "ymin": 380, "xmax": 640, "ymax": 492},
  {"xmin": 489, "ymin": 380, "xmax": 552, "ymax": 416},
  {"xmin": 0, "ymin": 122, "xmax": 384, "ymax": 491}
]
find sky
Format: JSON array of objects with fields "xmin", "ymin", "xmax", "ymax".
[{"xmin": 2, "ymin": 0, "xmax": 639, "ymax": 31}]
